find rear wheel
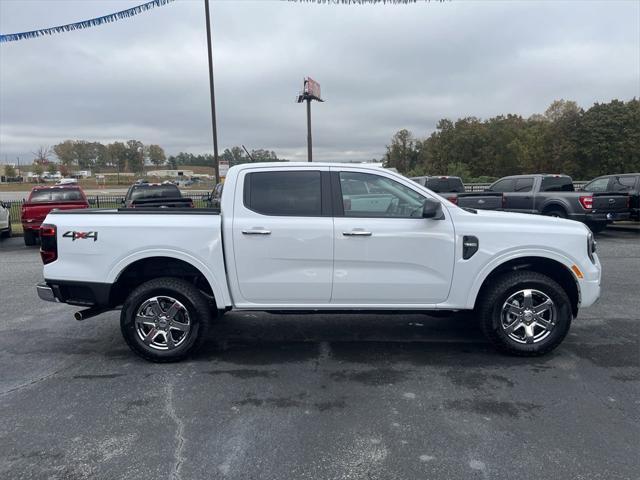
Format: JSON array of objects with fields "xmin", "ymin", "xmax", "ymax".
[
  {"xmin": 586, "ymin": 221, "xmax": 607, "ymax": 234},
  {"xmin": 23, "ymin": 229, "xmax": 36, "ymax": 246},
  {"xmin": 543, "ymin": 208, "xmax": 567, "ymax": 219},
  {"xmin": 120, "ymin": 277, "xmax": 211, "ymax": 362},
  {"xmin": 478, "ymin": 271, "xmax": 572, "ymax": 356}
]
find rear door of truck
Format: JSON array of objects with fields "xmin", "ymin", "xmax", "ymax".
[{"xmin": 230, "ymin": 166, "xmax": 334, "ymax": 305}]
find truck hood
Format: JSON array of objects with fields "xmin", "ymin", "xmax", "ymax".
[{"xmin": 466, "ymin": 208, "xmax": 589, "ymax": 232}]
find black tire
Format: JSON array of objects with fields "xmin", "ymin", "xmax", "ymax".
[
  {"xmin": 120, "ymin": 277, "xmax": 211, "ymax": 362},
  {"xmin": 543, "ymin": 208, "xmax": 567, "ymax": 219},
  {"xmin": 1, "ymin": 220, "xmax": 10, "ymax": 239},
  {"xmin": 478, "ymin": 271, "xmax": 572, "ymax": 356},
  {"xmin": 586, "ymin": 221, "xmax": 607, "ymax": 234},
  {"xmin": 23, "ymin": 229, "xmax": 36, "ymax": 246}
]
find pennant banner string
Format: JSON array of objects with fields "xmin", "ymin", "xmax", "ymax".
[{"xmin": 0, "ymin": 0, "xmax": 175, "ymax": 44}]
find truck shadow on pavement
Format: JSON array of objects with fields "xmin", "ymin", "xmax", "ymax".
[{"xmin": 184, "ymin": 312, "xmax": 557, "ymax": 369}]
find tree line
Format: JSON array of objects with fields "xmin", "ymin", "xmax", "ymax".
[
  {"xmin": 20, "ymin": 140, "xmax": 285, "ymax": 176},
  {"xmin": 382, "ymin": 99, "xmax": 640, "ymax": 181}
]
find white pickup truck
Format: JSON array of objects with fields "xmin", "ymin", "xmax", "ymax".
[{"xmin": 36, "ymin": 163, "xmax": 601, "ymax": 362}]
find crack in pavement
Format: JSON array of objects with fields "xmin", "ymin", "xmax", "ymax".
[{"xmin": 165, "ymin": 380, "xmax": 186, "ymax": 480}]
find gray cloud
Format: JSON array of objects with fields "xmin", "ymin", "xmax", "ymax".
[{"xmin": 1, "ymin": 0, "xmax": 638, "ymax": 163}]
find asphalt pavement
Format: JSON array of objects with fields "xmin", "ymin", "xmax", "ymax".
[{"xmin": 0, "ymin": 229, "xmax": 638, "ymax": 480}]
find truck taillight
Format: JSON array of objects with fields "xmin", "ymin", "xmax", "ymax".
[
  {"xmin": 501, "ymin": 194, "xmax": 506, "ymax": 209},
  {"xmin": 579, "ymin": 195, "xmax": 593, "ymax": 210},
  {"xmin": 448, "ymin": 194, "xmax": 458, "ymax": 205},
  {"xmin": 40, "ymin": 224, "xmax": 58, "ymax": 264}
]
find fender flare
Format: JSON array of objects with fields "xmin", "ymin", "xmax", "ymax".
[
  {"xmin": 539, "ymin": 200, "xmax": 570, "ymax": 215},
  {"xmin": 107, "ymin": 248, "xmax": 231, "ymax": 307},
  {"xmin": 465, "ymin": 247, "xmax": 580, "ymax": 309}
]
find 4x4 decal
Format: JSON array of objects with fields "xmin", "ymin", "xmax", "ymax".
[{"xmin": 63, "ymin": 231, "xmax": 98, "ymax": 242}]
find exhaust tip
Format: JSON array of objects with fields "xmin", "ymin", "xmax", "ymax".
[{"xmin": 74, "ymin": 311, "xmax": 84, "ymax": 321}]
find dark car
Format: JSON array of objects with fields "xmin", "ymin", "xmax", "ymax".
[
  {"xmin": 411, "ymin": 175, "xmax": 504, "ymax": 210},
  {"xmin": 21, "ymin": 185, "xmax": 89, "ymax": 245},
  {"xmin": 487, "ymin": 174, "xmax": 630, "ymax": 232},
  {"xmin": 582, "ymin": 173, "xmax": 639, "ymax": 221},
  {"xmin": 123, "ymin": 183, "xmax": 193, "ymax": 209}
]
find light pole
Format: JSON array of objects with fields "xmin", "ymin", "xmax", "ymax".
[{"xmin": 204, "ymin": 0, "xmax": 220, "ymax": 183}]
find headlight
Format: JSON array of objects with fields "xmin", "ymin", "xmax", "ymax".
[{"xmin": 587, "ymin": 232, "xmax": 597, "ymax": 263}]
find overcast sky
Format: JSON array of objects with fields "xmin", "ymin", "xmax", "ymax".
[{"xmin": 1, "ymin": 0, "xmax": 639, "ymax": 163}]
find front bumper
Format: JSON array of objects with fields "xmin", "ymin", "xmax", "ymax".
[{"xmin": 578, "ymin": 255, "xmax": 601, "ymax": 308}]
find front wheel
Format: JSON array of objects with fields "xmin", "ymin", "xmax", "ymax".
[
  {"xmin": 586, "ymin": 221, "xmax": 607, "ymax": 234},
  {"xmin": 120, "ymin": 277, "xmax": 211, "ymax": 362},
  {"xmin": 478, "ymin": 271, "xmax": 572, "ymax": 356}
]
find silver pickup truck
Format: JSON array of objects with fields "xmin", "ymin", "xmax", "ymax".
[{"xmin": 411, "ymin": 176, "xmax": 503, "ymax": 210}]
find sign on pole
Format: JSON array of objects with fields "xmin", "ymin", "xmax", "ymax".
[{"xmin": 219, "ymin": 160, "xmax": 229, "ymax": 179}]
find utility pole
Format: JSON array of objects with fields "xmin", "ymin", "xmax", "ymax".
[
  {"xmin": 204, "ymin": 0, "xmax": 220, "ymax": 184},
  {"xmin": 306, "ymin": 99, "xmax": 312, "ymax": 162},
  {"xmin": 297, "ymin": 77, "xmax": 323, "ymax": 162}
]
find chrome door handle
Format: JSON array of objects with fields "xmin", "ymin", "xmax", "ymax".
[
  {"xmin": 343, "ymin": 231, "xmax": 372, "ymax": 236},
  {"xmin": 242, "ymin": 229, "xmax": 271, "ymax": 235}
]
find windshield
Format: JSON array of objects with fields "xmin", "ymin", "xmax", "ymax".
[
  {"xmin": 130, "ymin": 185, "xmax": 181, "ymax": 200},
  {"xmin": 29, "ymin": 188, "xmax": 84, "ymax": 203}
]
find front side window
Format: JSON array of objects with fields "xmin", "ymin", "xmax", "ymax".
[
  {"xmin": 583, "ymin": 177, "xmax": 609, "ymax": 192},
  {"xmin": 245, "ymin": 171, "xmax": 321, "ymax": 216},
  {"xmin": 339, "ymin": 172, "xmax": 425, "ymax": 218},
  {"xmin": 489, "ymin": 179, "xmax": 515, "ymax": 192}
]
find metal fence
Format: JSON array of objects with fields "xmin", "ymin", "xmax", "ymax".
[
  {"xmin": 2, "ymin": 183, "xmax": 590, "ymax": 226},
  {"xmin": 3, "ymin": 193, "xmax": 212, "ymax": 226}
]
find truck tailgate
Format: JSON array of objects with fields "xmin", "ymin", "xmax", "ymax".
[
  {"xmin": 592, "ymin": 193, "xmax": 629, "ymax": 212},
  {"xmin": 456, "ymin": 193, "xmax": 503, "ymax": 210},
  {"xmin": 22, "ymin": 202, "xmax": 88, "ymax": 224}
]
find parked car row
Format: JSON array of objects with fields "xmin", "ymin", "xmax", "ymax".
[
  {"xmin": 7, "ymin": 172, "xmax": 638, "ymax": 247},
  {"xmin": 412, "ymin": 172, "xmax": 638, "ymax": 233}
]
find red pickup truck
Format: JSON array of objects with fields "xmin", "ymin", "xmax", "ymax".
[{"xmin": 21, "ymin": 185, "xmax": 89, "ymax": 246}]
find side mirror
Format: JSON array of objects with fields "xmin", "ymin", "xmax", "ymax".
[{"xmin": 422, "ymin": 198, "xmax": 443, "ymax": 219}]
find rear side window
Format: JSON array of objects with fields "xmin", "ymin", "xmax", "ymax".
[
  {"xmin": 424, "ymin": 178, "xmax": 449, "ymax": 193},
  {"xmin": 29, "ymin": 189, "xmax": 84, "ymax": 203},
  {"xmin": 609, "ymin": 176, "xmax": 637, "ymax": 192},
  {"xmin": 489, "ymin": 179, "xmax": 515, "ymax": 192},
  {"xmin": 244, "ymin": 171, "xmax": 321, "ymax": 216},
  {"xmin": 514, "ymin": 178, "xmax": 534, "ymax": 192},
  {"xmin": 448, "ymin": 178, "xmax": 465, "ymax": 193},
  {"xmin": 540, "ymin": 176, "xmax": 574, "ymax": 192}
]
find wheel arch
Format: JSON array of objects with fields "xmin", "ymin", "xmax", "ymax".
[
  {"xmin": 108, "ymin": 253, "xmax": 226, "ymax": 308},
  {"xmin": 472, "ymin": 255, "xmax": 580, "ymax": 317},
  {"xmin": 540, "ymin": 201, "xmax": 569, "ymax": 216}
]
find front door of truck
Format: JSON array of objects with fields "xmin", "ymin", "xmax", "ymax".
[
  {"xmin": 331, "ymin": 169, "xmax": 456, "ymax": 305},
  {"xmin": 232, "ymin": 168, "xmax": 334, "ymax": 305}
]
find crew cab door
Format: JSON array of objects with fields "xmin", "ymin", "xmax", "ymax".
[
  {"xmin": 231, "ymin": 168, "xmax": 334, "ymax": 305},
  {"xmin": 489, "ymin": 177, "xmax": 535, "ymax": 212},
  {"xmin": 330, "ymin": 169, "xmax": 455, "ymax": 305}
]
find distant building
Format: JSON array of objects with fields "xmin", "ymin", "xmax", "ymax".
[{"xmin": 147, "ymin": 169, "xmax": 194, "ymax": 178}]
